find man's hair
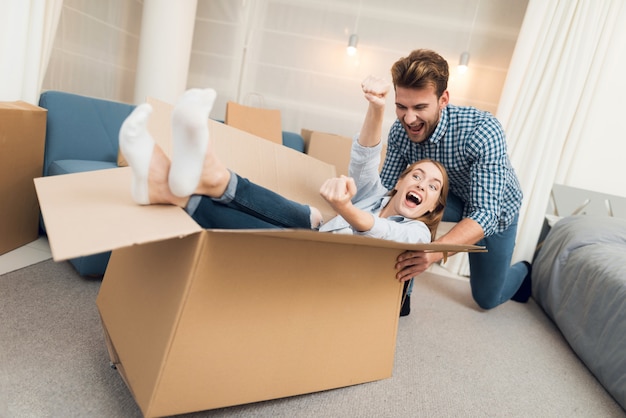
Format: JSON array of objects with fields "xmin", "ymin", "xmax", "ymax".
[{"xmin": 391, "ymin": 49, "xmax": 449, "ymax": 97}]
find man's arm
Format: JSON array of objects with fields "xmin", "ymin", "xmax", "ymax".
[{"xmin": 395, "ymin": 218, "xmax": 484, "ymax": 282}]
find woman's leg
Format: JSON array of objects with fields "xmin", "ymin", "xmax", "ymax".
[
  {"xmin": 120, "ymin": 89, "xmax": 321, "ymax": 229},
  {"xmin": 188, "ymin": 196, "xmax": 285, "ymax": 229},
  {"xmin": 169, "ymin": 88, "xmax": 217, "ymax": 197},
  {"xmin": 187, "ymin": 172, "xmax": 314, "ymax": 229},
  {"xmin": 119, "ymin": 103, "xmax": 190, "ymax": 207}
]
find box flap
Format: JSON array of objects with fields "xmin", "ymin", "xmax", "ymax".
[
  {"xmin": 205, "ymin": 228, "xmax": 485, "ymax": 253},
  {"xmin": 34, "ymin": 167, "xmax": 202, "ymax": 261},
  {"xmin": 0, "ymin": 101, "xmax": 46, "ymax": 112}
]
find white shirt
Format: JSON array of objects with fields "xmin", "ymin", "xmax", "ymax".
[{"xmin": 319, "ymin": 137, "xmax": 431, "ymax": 244}]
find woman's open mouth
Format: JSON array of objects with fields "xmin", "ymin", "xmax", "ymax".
[{"xmin": 406, "ymin": 191, "xmax": 422, "ymax": 207}]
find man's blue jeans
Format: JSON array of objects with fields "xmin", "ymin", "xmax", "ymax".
[{"xmin": 440, "ymin": 193, "xmax": 527, "ymax": 309}]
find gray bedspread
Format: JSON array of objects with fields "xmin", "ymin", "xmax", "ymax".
[{"xmin": 533, "ymin": 215, "xmax": 626, "ymax": 410}]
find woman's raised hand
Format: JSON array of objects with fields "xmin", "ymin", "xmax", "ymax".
[{"xmin": 361, "ymin": 75, "xmax": 390, "ymax": 108}]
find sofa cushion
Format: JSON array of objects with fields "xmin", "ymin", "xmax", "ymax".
[
  {"xmin": 47, "ymin": 160, "xmax": 119, "ymax": 176},
  {"xmin": 282, "ymin": 131, "xmax": 305, "ymax": 152}
]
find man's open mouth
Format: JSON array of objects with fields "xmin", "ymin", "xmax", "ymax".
[{"xmin": 408, "ymin": 122, "xmax": 424, "ymax": 134}]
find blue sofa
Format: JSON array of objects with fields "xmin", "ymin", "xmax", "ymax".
[{"xmin": 39, "ymin": 90, "xmax": 305, "ymax": 276}]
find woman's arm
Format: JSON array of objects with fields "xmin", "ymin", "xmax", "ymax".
[
  {"xmin": 349, "ymin": 76, "xmax": 392, "ymax": 203},
  {"xmin": 320, "ymin": 175, "xmax": 375, "ymax": 232},
  {"xmin": 358, "ymin": 76, "xmax": 389, "ymax": 148}
]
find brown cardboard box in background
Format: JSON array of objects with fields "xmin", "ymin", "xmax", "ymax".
[
  {"xmin": 225, "ymin": 101, "xmax": 283, "ymax": 145},
  {"xmin": 305, "ymin": 130, "xmax": 387, "ymax": 176},
  {"xmin": 0, "ymin": 102, "xmax": 46, "ymax": 255},
  {"xmin": 306, "ymin": 130, "xmax": 353, "ymax": 176},
  {"xmin": 35, "ymin": 99, "xmax": 482, "ymax": 417}
]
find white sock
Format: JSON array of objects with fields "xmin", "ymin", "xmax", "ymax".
[
  {"xmin": 168, "ymin": 88, "xmax": 217, "ymax": 197},
  {"xmin": 118, "ymin": 103, "xmax": 155, "ymax": 205}
]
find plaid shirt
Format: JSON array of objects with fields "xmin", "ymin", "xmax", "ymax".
[{"xmin": 380, "ymin": 104, "xmax": 522, "ymax": 237}]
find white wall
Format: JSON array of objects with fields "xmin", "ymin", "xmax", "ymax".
[
  {"xmin": 188, "ymin": 0, "xmax": 527, "ymax": 137},
  {"xmin": 42, "ymin": 0, "xmax": 527, "ymax": 138},
  {"xmin": 41, "ymin": 0, "xmax": 142, "ymax": 103}
]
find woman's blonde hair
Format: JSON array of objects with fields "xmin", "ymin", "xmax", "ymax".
[{"xmin": 389, "ymin": 159, "xmax": 448, "ymax": 241}]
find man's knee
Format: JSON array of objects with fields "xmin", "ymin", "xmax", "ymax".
[{"xmin": 471, "ymin": 288, "xmax": 500, "ymax": 310}]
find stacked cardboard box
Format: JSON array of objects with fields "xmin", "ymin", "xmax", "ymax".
[{"xmin": 0, "ymin": 102, "xmax": 46, "ymax": 255}]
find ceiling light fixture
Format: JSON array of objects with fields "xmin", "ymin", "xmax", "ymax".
[
  {"xmin": 459, "ymin": 0, "xmax": 480, "ymax": 74},
  {"xmin": 347, "ymin": 34, "xmax": 358, "ymax": 56},
  {"xmin": 346, "ymin": 0, "xmax": 363, "ymax": 56},
  {"xmin": 458, "ymin": 51, "xmax": 470, "ymax": 74}
]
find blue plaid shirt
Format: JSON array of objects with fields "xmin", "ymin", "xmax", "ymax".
[{"xmin": 380, "ymin": 104, "xmax": 522, "ymax": 237}]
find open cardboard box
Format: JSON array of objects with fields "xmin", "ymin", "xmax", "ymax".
[{"xmin": 34, "ymin": 98, "xmax": 483, "ymax": 417}]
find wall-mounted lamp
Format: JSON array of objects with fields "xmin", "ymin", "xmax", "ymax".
[
  {"xmin": 458, "ymin": 51, "xmax": 470, "ymax": 74},
  {"xmin": 347, "ymin": 34, "xmax": 359, "ymax": 56}
]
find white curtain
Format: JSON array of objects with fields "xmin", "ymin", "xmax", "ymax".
[
  {"xmin": 497, "ymin": 0, "xmax": 624, "ymax": 264},
  {"xmin": 440, "ymin": 0, "xmax": 624, "ymax": 276},
  {"xmin": 0, "ymin": 0, "xmax": 63, "ymax": 104}
]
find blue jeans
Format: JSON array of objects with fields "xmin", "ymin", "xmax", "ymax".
[
  {"xmin": 441, "ymin": 193, "xmax": 527, "ymax": 309},
  {"xmin": 187, "ymin": 172, "xmax": 312, "ymax": 230}
]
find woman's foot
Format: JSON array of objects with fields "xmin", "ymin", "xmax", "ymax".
[
  {"xmin": 119, "ymin": 103, "xmax": 188, "ymax": 207},
  {"xmin": 169, "ymin": 88, "xmax": 232, "ymax": 199},
  {"xmin": 169, "ymin": 88, "xmax": 218, "ymax": 197},
  {"xmin": 119, "ymin": 103, "xmax": 155, "ymax": 205}
]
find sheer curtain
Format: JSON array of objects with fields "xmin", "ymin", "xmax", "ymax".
[
  {"xmin": 497, "ymin": 0, "xmax": 624, "ymax": 264},
  {"xmin": 440, "ymin": 0, "xmax": 625, "ymax": 276},
  {"xmin": 0, "ymin": 0, "xmax": 63, "ymax": 104}
]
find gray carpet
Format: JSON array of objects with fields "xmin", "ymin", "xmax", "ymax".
[{"xmin": 0, "ymin": 259, "xmax": 624, "ymax": 418}]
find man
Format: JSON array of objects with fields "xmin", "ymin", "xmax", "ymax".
[{"xmin": 374, "ymin": 49, "xmax": 530, "ymax": 313}]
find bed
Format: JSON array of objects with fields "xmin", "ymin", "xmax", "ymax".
[{"xmin": 532, "ymin": 185, "xmax": 626, "ymax": 410}]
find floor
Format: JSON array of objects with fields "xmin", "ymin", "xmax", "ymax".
[{"xmin": 0, "ymin": 236, "xmax": 52, "ymax": 275}]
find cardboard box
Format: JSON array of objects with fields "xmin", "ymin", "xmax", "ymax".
[
  {"xmin": 34, "ymin": 99, "xmax": 483, "ymax": 417},
  {"xmin": 225, "ymin": 101, "xmax": 282, "ymax": 145},
  {"xmin": 0, "ymin": 101, "xmax": 46, "ymax": 255},
  {"xmin": 305, "ymin": 130, "xmax": 387, "ymax": 176}
]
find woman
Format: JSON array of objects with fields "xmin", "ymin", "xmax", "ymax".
[{"xmin": 119, "ymin": 87, "xmax": 448, "ymax": 246}]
